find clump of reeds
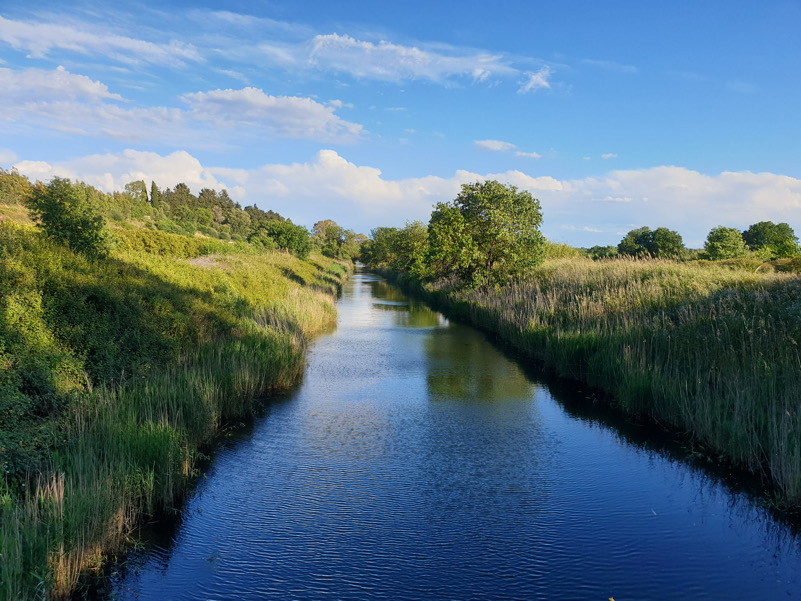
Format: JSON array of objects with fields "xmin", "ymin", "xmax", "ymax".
[
  {"xmin": 427, "ymin": 256, "xmax": 801, "ymax": 503},
  {"xmin": 0, "ymin": 222, "xmax": 349, "ymax": 600}
]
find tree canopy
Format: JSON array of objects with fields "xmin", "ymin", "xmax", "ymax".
[
  {"xmin": 617, "ymin": 226, "xmax": 685, "ymax": 258},
  {"xmin": 427, "ymin": 180, "xmax": 545, "ymax": 288},
  {"xmin": 25, "ymin": 177, "xmax": 113, "ymax": 259},
  {"xmin": 742, "ymin": 221, "xmax": 799, "ymax": 259},
  {"xmin": 704, "ymin": 226, "xmax": 749, "ymax": 260}
]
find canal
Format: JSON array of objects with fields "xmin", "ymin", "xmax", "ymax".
[{"xmin": 94, "ymin": 271, "xmax": 801, "ymax": 600}]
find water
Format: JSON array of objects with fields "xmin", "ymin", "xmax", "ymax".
[{"xmin": 92, "ymin": 272, "xmax": 801, "ymax": 600}]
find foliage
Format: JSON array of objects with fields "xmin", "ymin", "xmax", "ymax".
[
  {"xmin": 427, "ymin": 180, "xmax": 545, "ymax": 288},
  {"xmin": 25, "ymin": 177, "xmax": 113, "ymax": 259},
  {"xmin": 742, "ymin": 221, "xmax": 799, "ymax": 259},
  {"xmin": 704, "ymin": 226, "xmax": 749, "ymax": 260},
  {"xmin": 586, "ymin": 245, "xmax": 618, "ymax": 260},
  {"xmin": 249, "ymin": 220, "xmax": 312, "ymax": 258},
  {"xmin": 310, "ymin": 219, "xmax": 364, "ymax": 261},
  {"xmin": 414, "ymin": 255, "xmax": 801, "ymax": 507},
  {"xmin": 544, "ymin": 240, "xmax": 584, "ymax": 259},
  {"xmin": 0, "ymin": 220, "xmax": 349, "ymax": 599},
  {"xmin": 618, "ymin": 226, "xmax": 685, "ymax": 258},
  {"xmin": 0, "ymin": 167, "xmax": 33, "ymax": 205}
]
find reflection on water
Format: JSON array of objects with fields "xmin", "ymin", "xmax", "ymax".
[{"xmin": 92, "ymin": 270, "xmax": 801, "ymax": 601}]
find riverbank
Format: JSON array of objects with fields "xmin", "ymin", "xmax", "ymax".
[
  {"xmin": 0, "ymin": 222, "xmax": 350, "ymax": 600},
  {"xmin": 378, "ymin": 257, "xmax": 801, "ymax": 508}
]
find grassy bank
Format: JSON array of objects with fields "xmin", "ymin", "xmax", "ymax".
[
  {"xmin": 386, "ymin": 257, "xmax": 801, "ymax": 506},
  {"xmin": 0, "ymin": 221, "xmax": 349, "ymax": 600}
]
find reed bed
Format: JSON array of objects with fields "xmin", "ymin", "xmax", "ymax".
[
  {"xmin": 0, "ymin": 223, "xmax": 348, "ymax": 600},
  {"xmin": 417, "ymin": 257, "xmax": 801, "ymax": 504}
]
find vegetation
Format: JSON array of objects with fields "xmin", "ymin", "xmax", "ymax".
[
  {"xmin": 362, "ymin": 180, "xmax": 801, "ymax": 509},
  {"xmin": 704, "ymin": 226, "xmax": 750, "ymax": 260},
  {"xmin": 0, "ymin": 174, "xmax": 351, "ymax": 599},
  {"xmin": 617, "ymin": 226, "xmax": 685, "ymax": 258},
  {"xmin": 742, "ymin": 221, "xmax": 800, "ymax": 259},
  {"xmin": 427, "ymin": 181, "xmax": 545, "ymax": 288}
]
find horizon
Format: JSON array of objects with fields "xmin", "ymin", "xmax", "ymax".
[{"xmin": 1, "ymin": 1, "xmax": 799, "ymax": 248}]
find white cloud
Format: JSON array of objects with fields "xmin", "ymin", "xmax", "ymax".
[
  {"xmin": 0, "ymin": 15, "xmax": 201, "ymax": 67},
  {"xmin": 0, "ymin": 66, "xmax": 364, "ymax": 145},
  {"xmin": 0, "ymin": 66, "xmax": 123, "ymax": 104},
  {"xmin": 181, "ymin": 87, "xmax": 364, "ymax": 141},
  {"xmin": 475, "ymin": 139, "xmax": 517, "ymax": 152},
  {"xmin": 580, "ymin": 59, "xmax": 637, "ymax": 74},
  {"xmin": 14, "ymin": 150, "xmax": 799, "ymax": 248},
  {"xmin": 259, "ymin": 32, "xmax": 518, "ymax": 83},
  {"xmin": 516, "ymin": 151, "xmax": 542, "ymax": 159},
  {"xmin": 518, "ymin": 67, "xmax": 552, "ymax": 93},
  {"xmin": 601, "ymin": 153, "xmax": 618, "ymax": 159},
  {"xmin": 0, "ymin": 149, "xmax": 19, "ymax": 165}
]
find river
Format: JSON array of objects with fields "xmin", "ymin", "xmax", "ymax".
[{"xmin": 90, "ymin": 271, "xmax": 801, "ymax": 600}]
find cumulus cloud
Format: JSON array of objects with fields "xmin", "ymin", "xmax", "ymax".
[
  {"xmin": 0, "ymin": 15, "xmax": 201, "ymax": 67},
  {"xmin": 475, "ymin": 139, "xmax": 517, "ymax": 152},
  {"xmin": 518, "ymin": 67, "xmax": 552, "ymax": 93},
  {"xmin": 0, "ymin": 66, "xmax": 364, "ymax": 144},
  {"xmin": 601, "ymin": 153, "xmax": 618, "ymax": 159},
  {"xmin": 13, "ymin": 150, "xmax": 799, "ymax": 247},
  {"xmin": 516, "ymin": 151, "xmax": 542, "ymax": 159}
]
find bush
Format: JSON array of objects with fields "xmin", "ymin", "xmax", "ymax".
[{"xmin": 25, "ymin": 178, "xmax": 113, "ymax": 259}]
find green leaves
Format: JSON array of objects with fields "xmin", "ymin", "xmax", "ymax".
[
  {"xmin": 26, "ymin": 177, "xmax": 113, "ymax": 260},
  {"xmin": 427, "ymin": 180, "xmax": 545, "ymax": 288}
]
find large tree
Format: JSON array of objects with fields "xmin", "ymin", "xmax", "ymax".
[
  {"xmin": 427, "ymin": 180, "xmax": 545, "ymax": 288},
  {"xmin": 704, "ymin": 226, "xmax": 749, "ymax": 260},
  {"xmin": 742, "ymin": 221, "xmax": 799, "ymax": 259},
  {"xmin": 618, "ymin": 226, "xmax": 685, "ymax": 258}
]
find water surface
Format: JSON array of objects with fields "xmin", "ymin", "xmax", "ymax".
[{"xmin": 96, "ymin": 272, "xmax": 801, "ymax": 600}]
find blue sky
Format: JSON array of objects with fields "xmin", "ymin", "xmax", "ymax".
[{"xmin": 1, "ymin": 0, "xmax": 799, "ymax": 247}]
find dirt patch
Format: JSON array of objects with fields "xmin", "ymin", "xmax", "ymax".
[{"xmin": 185, "ymin": 254, "xmax": 229, "ymax": 269}]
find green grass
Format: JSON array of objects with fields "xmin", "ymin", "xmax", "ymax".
[
  {"xmin": 399, "ymin": 256, "xmax": 801, "ymax": 507},
  {"xmin": 0, "ymin": 220, "xmax": 349, "ymax": 600}
]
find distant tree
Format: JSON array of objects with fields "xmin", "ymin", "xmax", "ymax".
[
  {"xmin": 0, "ymin": 167, "xmax": 33, "ymax": 205},
  {"xmin": 617, "ymin": 226, "xmax": 653, "ymax": 257},
  {"xmin": 650, "ymin": 227, "xmax": 685, "ymax": 258},
  {"xmin": 311, "ymin": 219, "xmax": 346, "ymax": 258},
  {"xmin": 704, "ymin": 226, "xmax": 749, "ymax": 260},
  {"xmin": 617, "ymin": 226, "xmax": 684, "ymax": 258},
  {"xmin": 124, "ymin": 180, "xmax": 148, "ymax": 204},
  {"xmin": 150, "ymin": 181, "xmax": 161, "ymax": 208},
  {"xmin": 250, "ymin": 221, "xmax": 311, "ymax": 258},
  {"xmin": 26, "ymin": 177, "xmax": 113, "ymax": 259},
  {"xmin": 587, "ymin": 245, "xmax": 618, "ymax": 260},
  {"xmin": 427, "ymin": 180, "xmax": 545, "ymax": 288},
  {"xmin": 742, "ymin": 221, "xmax": 799, "ymax": 259}
]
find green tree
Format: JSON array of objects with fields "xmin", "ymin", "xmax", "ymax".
[
  {"xmin": 742, "ymin": 221, "xmax": 799, "ymax": 259},
  {"xmin": 311, "ymin": 219, "xmax": 346, "ymax": 258},
  {"xmin": 25, "ymin": 177, "xmax": 113, "ymax": 259},
  {"xmin": 618, "ymin": 226, "xmax": 684, "ymax": 258},
  {"xmin": 617, "ymin": 226, "xmax": 653, "ymax": 257},
  {"xmin": 650, "ymin": 227, "xmax": 685, "ymax": 258},
  {"xmin": 427, "ymin": 180, "xmax": 545, "ymax": 288},
  {"xmin": 249, "ymin": 220, "xmax": 311, "ymax": 258},
  {"xmin": 0, "ymin": 167, "xmax": 33, "ymax": 205},
  {"xmin": 704, "ymin": 226, "xmax": 749, "ymax": 260}
]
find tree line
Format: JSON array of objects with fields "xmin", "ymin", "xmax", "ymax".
[
  {"xmin": 0, "ymin": 168, "xmax": 364, "ymax": 261},
  {"xmin": 589, "ymin": 221, "xmax": 799, "ymax": 261}
]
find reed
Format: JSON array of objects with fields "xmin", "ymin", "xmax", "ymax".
[
  {"xmin": 0, "ymin": 222, "xmax": 349, "ymax": 600},
  {"xmin": 410, "ymin": 256, "xmax": 801, "ymax": 504}
]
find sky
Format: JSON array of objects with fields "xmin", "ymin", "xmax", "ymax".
[{"xmin": 1, "ymin": 0, "xmax": 799, "ymax": 247}]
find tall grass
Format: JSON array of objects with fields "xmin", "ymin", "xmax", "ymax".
[
  {"xmin": 0, "ymin": 222, "xmax": 348, "ymax": 599},
  {"xmin": 413, "ymin": 257, "xmax": 801, "ymax": 504}
]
